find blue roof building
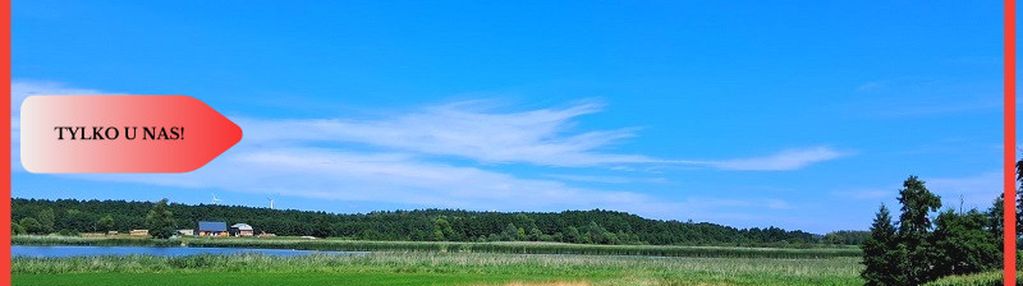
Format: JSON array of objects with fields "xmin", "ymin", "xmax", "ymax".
[{"xmin": 197, "ymin": 221, "xmax": 227, "ymax": 236}]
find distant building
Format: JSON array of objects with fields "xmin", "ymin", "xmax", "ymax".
[
  {"xmin": 177, "ymin": 229, "xmax": 194, "ymax": 236},
  {"xmin": 197, "ymin": 221, "xmax": 228, "ymax": 237},
  {"xmin": 230, "ymin": 223, "xmax": 254, "ymax": 237},
  {"xmin": 129, "ymin": 229, "xmax": 149, "ymax": 237}
]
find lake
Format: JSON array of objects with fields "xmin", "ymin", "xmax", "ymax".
[{"xmin": 12, "ymin": 245, "xmax": 370, "ymax": 258}]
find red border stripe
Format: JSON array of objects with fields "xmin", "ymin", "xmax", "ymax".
[
  {"xmin": 1005, "ymin": 0, "xmax": 1017, "ymax": 284},
  {"xmin": 0, "ymin": 2, "xmax": 1014, "ymax": 286},
  {"xmin": 1, "ymin": 0, "xmax": 11, "ymax": 283}
]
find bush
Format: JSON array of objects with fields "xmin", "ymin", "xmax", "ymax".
[{"xmin": 56, "ymin": 229, "xmax": 79, "ymax": 237}]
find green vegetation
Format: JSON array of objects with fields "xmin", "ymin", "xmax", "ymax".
[
  {"xmin": 144, "ymin": 199, "xmax": 176, "ymax": 239},
  {"xmin": 862, "ymin": 175, "xmax": 1004, "ymax": 285},
  {"xmin": 823, "ymin": 230, "xmax": 871, "ymax": 245},
  {"xmin": 12, "ymin": 198, "xmax": 846, "ymax": 246},
  {"xmin": 13, "ymin": 235, "xmax": 860, "ymax": 259},
  {"xmin": 13, "ymin": 252, "xmax": 863, "ymax": 286},
  {"xmin": 923, "ymin": 270, "xmax": 1022, "ymax": 286},
  {"xmin": 16, "ymin": 161, "xmax": 1020, "ymax": 286}
]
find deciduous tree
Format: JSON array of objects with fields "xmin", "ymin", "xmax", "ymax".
[{"xmin": 145, "ymin": 199, "xmax": 176, "ymax": 239}]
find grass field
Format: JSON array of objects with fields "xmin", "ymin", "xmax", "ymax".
[
  {"xmin": 13, "ymin": 252, "xmax": 863, "ymax": 286},
  {"xmin": 12, "ymin": 235, "xmax": 866, "ymax": 285}
]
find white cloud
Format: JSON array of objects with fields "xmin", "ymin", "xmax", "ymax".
[
  {"xmin": 236, "ymin": 103, "xmax": 845, "ymax": 170},
  {"xmin": 11, "ymin": 80, "xmax": 827, "ymax": 224},
  {"xmin": 12, "ymin": 80, "xmax": 102, "ymax": 114},
  {"xmin": 74, "ymin": 146, "xmax": 649, "ymax": 209},
  {"xmin": 72, "ymin": 144, "xmax": 793, "ymax": 223},
  {"xmin": 684, "ymin": 147, "xmax": 848, "ymax": 171},
  {"xmin": 237, "ymin": 101, "xmax": 666, "ymax": 167},
  {"xmin": 544, "ymin": 174, "xmax": 668, "ymax": 184}
]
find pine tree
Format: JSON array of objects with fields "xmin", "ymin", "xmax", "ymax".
[{"xmin": 862, "ymin": 204, "xmax": 907, "ymax": 285}]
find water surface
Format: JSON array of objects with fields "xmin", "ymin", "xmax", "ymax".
[{"xmin": 12, "ymin": 245, "xmax": 369, "ymax": 258}]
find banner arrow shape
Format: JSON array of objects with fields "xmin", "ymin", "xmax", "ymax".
[{"xmin": 20, "ymin": 95, "xmax": 243, "ymax": 173}]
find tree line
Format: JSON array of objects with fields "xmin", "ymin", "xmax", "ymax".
[
  {"xmin": 11, "ymin": 198, "xmax": 866, "ymax": 246},
  {"xmin": 861, "ymin": 164, "xmax": 1021, "ymax": 285}
]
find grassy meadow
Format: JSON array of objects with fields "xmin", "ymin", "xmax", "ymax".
[
  {"xmin": 14, "ymin": 252, "xmax": 864, "ymax": 286},
  {"xmin": 12, "ymin": 235, "xmax": 866, "ymax": 285}
]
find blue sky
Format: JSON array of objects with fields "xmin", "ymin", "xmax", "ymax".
[{"xmin": 10, "ymin": 1, "xmax": 1006, "ymax": 233}]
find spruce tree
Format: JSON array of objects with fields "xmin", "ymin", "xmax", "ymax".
[{"xmin": 862, "ymin": 204, "xmax": 907, "ymax": 285}]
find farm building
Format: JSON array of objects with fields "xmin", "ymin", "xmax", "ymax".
[
  {"xmin": 129, "ymin": 229, "xmax": 149, "ymax": 237},
  {"xmin": 197, "ymin": 221, "xmax": 228, "ymax": 237},
  {"xmin": 230, "ymin": 223, "xmax": 254, "ymax": 237},
  {"xmin": 177, "ymin": 229, "xmax": 194, "ymax": 236}
]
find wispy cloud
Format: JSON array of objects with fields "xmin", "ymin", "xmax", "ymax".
[
  {"xmin": 238, "ymin": 102, "xmax": 846, "ymax": 170},
  {"xmin": 62, "ymin": 143, "xmax": 794, "ymax": 223},
  {"xmin": 682, "ymin": 147, "xmax": 848, "ymax": 171},
  {"xmin": 544, "ymin": 174, "xmax": 668, "ymax": 184},
  {"xmin": 12, "ymin": 80, "xmax": 102, "ymax": 114},
  {"xmin": 238, "ymin": 101, "xmax": 665, "ymax": 167},
  {"xmin": 80, "ymin": 147, "xmax": 653, "ymax": 210},
  {"xmin": 11, "ymin": 80, "xmax": 833, "ymax": 223}
]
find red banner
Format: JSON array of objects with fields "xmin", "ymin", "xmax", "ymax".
[{"xmin": 20, "ymin": 95, "xmax": 242, "ymax": 173}]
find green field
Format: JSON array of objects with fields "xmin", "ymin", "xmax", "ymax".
[
  {"xmin": 14, "ymin": 252, "xmax": 863, "ymax": 286},
  {"xmin": 11, "ymin": 235, "xmax": 867, "ymax": 285}
]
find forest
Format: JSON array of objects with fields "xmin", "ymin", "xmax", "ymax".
[{"xmin": 10, "ymin": 198, "xmax": 865, "ymax": 246}]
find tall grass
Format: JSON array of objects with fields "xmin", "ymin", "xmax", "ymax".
[
  {"xmin": 13, "ymin": 252, "xmax": 864, "ymax": 285},
  {"xmin": 923, "ymin": 270, "xmax": 1023, "ymax": 286},
  {"xmin": 13, "ymin": 235, "xmax": 860, "ymax": 259}
]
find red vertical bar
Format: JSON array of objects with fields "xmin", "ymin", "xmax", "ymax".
[
  {"xmin": 0, "ymin": 0, "xmax": 10, "ymax": 284},
  {"xmin": 1005, "ymin": 0, "xmax": 1018, "ymax": 284}
]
